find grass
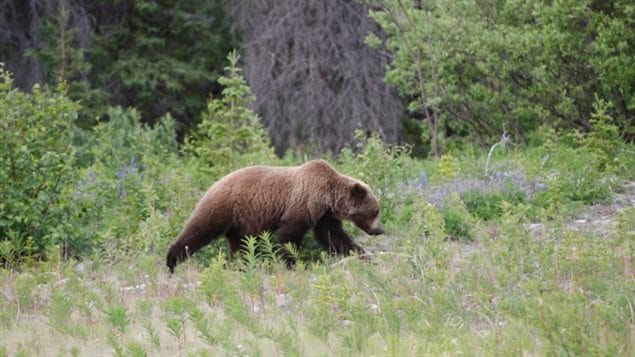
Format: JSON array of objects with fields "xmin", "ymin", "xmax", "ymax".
[{"xmin": 1, "ymin": 205, "xmax": 633, "ymax": 356}]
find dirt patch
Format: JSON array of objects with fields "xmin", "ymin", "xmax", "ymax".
[
  {"xmin": 527, "ymin": 181, "xmax": 635, "ymax": 237},
  {"xmin": 569, "ymin": 181, "xmax": 635, "ymax": 235}
]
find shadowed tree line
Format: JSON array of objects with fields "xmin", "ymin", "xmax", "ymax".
[
  {"xmin": 1, "ymin": 0, "xmax": 401, "ymax": 154},
  {"xmin": 0, "ymin": 0, "xmax": 234, "ymax": 130},
  {"xmin": 1, "ymin": 0, "xmax": 634, "ymax": 155}
]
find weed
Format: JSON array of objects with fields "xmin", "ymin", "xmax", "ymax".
[
  {"xmin": 126, "ymin": 341, "xmax": 147, "ymax": 357},
  {"xmin": 47, "ymin": 290, "xmax": 84, "ymax": 338},
  {"xmin": 163, "ymin": 297, "xmax": 190, "ymax": 351}
]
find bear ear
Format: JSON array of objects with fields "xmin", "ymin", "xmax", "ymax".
[{"xmin": 350, "ymin": 183, "xmax": 367, "ymax": 200}]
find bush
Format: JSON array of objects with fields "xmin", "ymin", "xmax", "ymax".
[
  {"xmin": 578, "ymin": 98, "xmax": 624, "ymax": 174},
  {"xmin": 462, "ymin": 186, "xmax": 526, "ymax": 221},
  {"xmin": 0, "ymin": 65, "xmax": 79, "ymax": 262},
  {"xmin": 522, "ymin": 99, "xmax": 634, "ymax": 213},
  {"xmin": 72, "ymin": 107, "xmax": 197, "ymax": 258},
  {"xmin": 438, "ymin": 194, "xmax": 475, "ymax": 241}
]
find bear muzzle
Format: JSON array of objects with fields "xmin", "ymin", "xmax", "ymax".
[
  {"xmin": 366, "ymin": 225, "xmax": 385, "ymax": 235},
  {"xmin": 365, "ymin": 216, "xmax": 385, "ymax": 235}
]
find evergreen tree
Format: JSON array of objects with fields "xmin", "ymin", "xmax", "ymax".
[{"xmin": 184, "ymin": 51, "xmax": 277, "ymax": 180}]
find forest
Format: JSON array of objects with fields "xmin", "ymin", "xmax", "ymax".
[{"xmin": 1, "ymin": 0, "xmax": 634, "ymax": 355}]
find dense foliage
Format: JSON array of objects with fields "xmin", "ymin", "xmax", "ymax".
[
  {"xmin": 0, "ymin": 65, "xmax": 78, "ymax": 262},
  {"xmin": 0, "ymin": 52, "xmax": 272, "ymax": 264},
  {"xmin": 2, "ymin": 43, "xmax": 632, "ymax": 262},
  {"xmin": 367, "ymin": 0, "xmax": 634, "ymax": 154},
  {"xmin": 0, "ymin": 0, "xmax": 234, "ymax": 128}
]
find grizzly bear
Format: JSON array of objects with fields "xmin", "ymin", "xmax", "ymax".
[{"xmin": 166, "ymin": 159, "xmax": 384, "ymax": 272}]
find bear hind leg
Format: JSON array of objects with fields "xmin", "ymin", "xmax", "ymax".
[{"xmin": 167, "ymin": 222, "xmax": 227, "ymax": 273}]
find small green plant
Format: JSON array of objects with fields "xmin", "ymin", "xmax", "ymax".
[
  {"xmin": 69, "ymin": 346, "xmax": 80, "ymax": 357},
  {"xmin": 578, "ymin": 98, "xmax": 622, "ymax": 173},
  {"xmin": 461, "ymin": 187, "xmax": 526, "ymax": 221},
  {"xmin": 437, "ymin": 154, "xmax": 460, "ymax": 180},
  {"xmin": 257, "ymin": 231, "xmax": 284, "ymax": 268},
  {"xmin": 420, "ymin": 198, "xmax": 447, "ymax": 242},
  {"xmin": 188, "ymin": 305, "xmax": 233, "ymax": 350},
  {"xmin": 308, "ymin": 268, "xmax": 352, "ymax": 339},
  {"xmin": 438, "ymin": 193, "xmax": 475, "ymax": 241},
  {"xmin": 166, "ymin": 317, "xmax": 185, "ymax": 351},
  {"xmin": 0, "ymin": 241, "xmax": 18, "ymax": 269},
  {"xmin": 136, "ymin": 300, "xmax": 160, "ymax": 350},
  {"xmin": 188, "ymin": 307, "xmax": 215, "ymax": 345},
  {"xmin": 14, "ymin": 274, "xmax": 37, "ymax": 313},
  {"xmin": 615, "ymin": 207, "xmax": 635, "ymax": 241},
  {"xmin": 222, "ymin": 288, "xmax": 257, "ymax": 333},
  {"xmin": 142, "ymin": 322, "xmax": 160, "ymax": 351},
  {"xmin": 106, "ymin": 305, "xmax": 130, "ymax": 355},
  {"xmin": 126, "ymin": 342, "xmax": 147, "ymax": 357},
  {"xmin": 264, "ymin": 321, "xmax": 304, "ymax": 357},
  {"xmin": 69, "ymin": 278, "xmax": 100, "ymax": 324},
  {"xmin": 164, "ymin": 297, "xmax": 191, "ymax": 352},
  {"xmin": 47, "ymin": 290, "xmax": 78, "ymax": 337},
  {"xmin": 198, "ymin": 253, "xmax": 229, "ymax": 306},
  {"xmin": 238, "ymin": 236, "xmax": 266, "ymax": 314}
]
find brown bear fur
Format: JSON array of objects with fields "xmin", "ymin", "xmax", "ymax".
[{"xmin": 166, "ymin": 159, "xmax": 384, "ymax": 272}]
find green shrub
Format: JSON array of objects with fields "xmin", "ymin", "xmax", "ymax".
[
  {"xmin": 462, "ymin": 186, "xmax": 526, "ymax": 221},
  {"xmin": 578, "ymin": 98, "xmax": 624, "ymax": 174},
  {"xmin": 71, "ymin": 106, "xmax": 197, "ymax": 258},
  {"xmin": 0, "ymin": 65, "xmax": 79, "ymax": 261},
  {"xmin": 615, "ymin": 207, "xmax": 635, "ymax": 242},
  {"xmin": 438, "ymin": 194, "xmax": 475, "ymax": 241},
  {"xmin": 527, "ymin": 98, "xmax": 631, "ymax": 211},
  {"xmin": 198, "ymin": 253, "xmax": 230, "ymax": 306},
  {"xmin": 437, "ymin": 154, "xmax": 460, "ymax": 180}
]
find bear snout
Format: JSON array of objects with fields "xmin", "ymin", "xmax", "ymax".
[
  {"xmin": 353, "ymin": 215, "xmax": 385, "ymax": 235},
  {"xmin": 367, "ymin": 225, "xmax": 385, "ymax": 235},
  {"xmin": 363, "ymin": 217, "xmax": 386, "ymax": 236},
  {"xmin": 365, "ymin": 216, "xmax": 385, "ymax": 235}
]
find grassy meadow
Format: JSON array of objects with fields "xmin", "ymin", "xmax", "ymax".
[{"xmin": 1, "ymin": 138, "xmax": 634, "ymax": 356}]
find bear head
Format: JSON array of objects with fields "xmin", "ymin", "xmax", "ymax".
[{"xmin": 334, "ymin": 182, "xmax": 385, "ymax": 235}]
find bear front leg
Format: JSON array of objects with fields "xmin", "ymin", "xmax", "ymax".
[
  {"xmin": 314, "ymin": 215, "xmax": 365, "ymax": 256},
  {"xmin": 276, "ymin": 221, "xmax": 309, "ymax": 267}
]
